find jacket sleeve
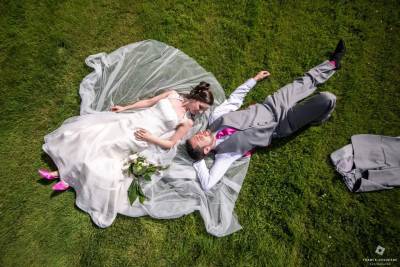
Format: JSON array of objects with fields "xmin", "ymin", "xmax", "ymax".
[{"xmin": 367, "ymin": 167, "xmax": 400, "ymax": 187}]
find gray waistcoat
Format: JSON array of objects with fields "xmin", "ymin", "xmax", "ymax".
[{"xmin": 209, "ymin": 103, "xmax": 277, "ymax": 154}]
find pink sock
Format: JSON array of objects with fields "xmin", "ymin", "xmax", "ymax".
[{"xmin": 329, "ymin": 60, "xmax": 336, "ymax": 67}]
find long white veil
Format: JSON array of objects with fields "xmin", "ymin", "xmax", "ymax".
[{"xmin": 79, "ymin": 40, "xmax": 250, "ymax": 237}]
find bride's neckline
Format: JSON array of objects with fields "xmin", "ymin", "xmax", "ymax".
[{"xmin": 165, "ymin": 93, "xmax": 189, "ymax": 122}]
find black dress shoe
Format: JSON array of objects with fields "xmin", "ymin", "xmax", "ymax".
[{"xmin": 330, "ymin": 39, "xmax": 346, "ymax": 69}]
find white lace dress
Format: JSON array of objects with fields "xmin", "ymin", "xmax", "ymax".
[{"xmin": 43, "ymin": 95, "xmax": 186, "ymax": 227}]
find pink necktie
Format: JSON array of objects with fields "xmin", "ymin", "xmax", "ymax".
[
  {"xmin": 215, "ymin": 127, "xmax": 254, "ymax": 157},
  {"xmin": 216, "ymin": 127, "xmax": 237, "ymax": 139}
]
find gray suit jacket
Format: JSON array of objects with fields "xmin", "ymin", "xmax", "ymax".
[{"xmin": 331, "ymin": 134, "xmax": 400, "ymax": 192}]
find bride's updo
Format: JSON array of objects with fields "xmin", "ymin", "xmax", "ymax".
[{"xmin": 186, "ymin": 81, "xmax": 214, "ymax": 105}]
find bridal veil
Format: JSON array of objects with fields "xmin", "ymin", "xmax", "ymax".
[{"xmin": 78, "ymin": 40, "xmax": 250, "ymax": 237}]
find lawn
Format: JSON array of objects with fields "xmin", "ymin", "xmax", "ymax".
[{"xmin": 0, "ymin": 0, "xmax": 399, "ymax": 266}]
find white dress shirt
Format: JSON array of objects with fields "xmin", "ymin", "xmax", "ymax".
[{"xmin": 193, "ymin": 78, "xmax": 257, "ymax": 191}]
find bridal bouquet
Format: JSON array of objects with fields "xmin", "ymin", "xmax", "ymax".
[{"xmin": 122, "ymin": 153, "xmax": 167, "ymax": 204}]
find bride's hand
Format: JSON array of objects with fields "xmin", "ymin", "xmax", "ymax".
[
  {"xmin": 111, "ymin": 105, "xmax": 126, "ymax": 112},
  {"xmin": 134, "ymin": 128, "xmax": 153, "ymax": 142}
]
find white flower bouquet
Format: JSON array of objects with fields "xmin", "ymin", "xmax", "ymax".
[{"xmin": 122, "ymin": 153, "xmax": 167, "ymax": 204}]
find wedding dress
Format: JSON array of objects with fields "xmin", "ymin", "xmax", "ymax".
[
  {"xmin": 42, "ymin": 40, "xmax": 250, "ymax": 236},
  {"xmin": 43, "ymin": 94, "xmax": 186, "ymax": 227}
]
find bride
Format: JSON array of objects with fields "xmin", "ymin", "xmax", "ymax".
[
  {"xmin": 39, "ymin": 81, "xmax": 213, "ymax": 227},
  {"xmin": 35, "ymin": 40, "xmax": 243, "ymax": 236}
]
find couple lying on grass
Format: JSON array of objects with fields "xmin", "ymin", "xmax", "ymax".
[{"xmin": 38, "ymin": 39, "xmax": 345, "ymax": 234}]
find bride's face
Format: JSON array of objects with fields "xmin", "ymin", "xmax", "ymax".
[{"xmin": 187, "ymin": 100, "xmax": 210, "ymax": 115}]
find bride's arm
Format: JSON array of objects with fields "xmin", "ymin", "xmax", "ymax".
[
  {"xmin": 134, "ymin": 120, "xmax": 194, "ymax": 149},
  {"xmin": 111, "ymin": 90, "xmax": 175, "ymax": 112}
]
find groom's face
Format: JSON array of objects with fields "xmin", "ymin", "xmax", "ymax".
[{"xmin": 189, "ymin": 130, "xmax": 215, "ymax": 155}]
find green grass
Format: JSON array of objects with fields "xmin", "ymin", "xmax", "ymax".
[{"xmin": 1, "ymin": 0, "xmax": 399, "ymax": 266}]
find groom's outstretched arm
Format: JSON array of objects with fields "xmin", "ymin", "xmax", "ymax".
[
  {"xmin": 193, "ymin": 153, "xmax": 243, "ymax": 192},
  {"xmin": 209, "ymin": 79, "xmax": 257, "ymax": 124},
  {"xmin": 209, "ymin": 70, "xmax": 270, "ymax": 124}
]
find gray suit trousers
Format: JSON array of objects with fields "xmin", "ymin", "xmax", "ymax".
[{"xmin": 266, "ymin": 60, "xmax": 337, "ymax": 138}]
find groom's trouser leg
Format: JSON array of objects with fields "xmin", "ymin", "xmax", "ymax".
[
  {"xmin": 263, "ymin": 60, "xmax": 336, "ymax": 137},
  {"xmin": 285, "ymin": 92, "xmax": 336, "ymax": 135}
]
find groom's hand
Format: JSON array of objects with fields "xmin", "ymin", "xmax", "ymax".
[{"xmin": 253, "ymin": 70, "xmax": 270, "ymax": 82}]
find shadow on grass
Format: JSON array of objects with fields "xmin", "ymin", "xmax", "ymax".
[
  {"xmin": 36, "ymin": 179, "xmax": 53, "ymax": 186},
  {"xmin": 255, "ymin": 124, "xmax": 309, "ymax": 155},
  {"xmin": 40, "ymin": 152, "xmax": 58, "ymax": 171},
  {"xmin": 35, "ymin": 178, "xmax": 73, "ymax": 198}
]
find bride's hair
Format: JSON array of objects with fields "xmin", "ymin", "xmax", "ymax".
[{"xmin": 185, "ymin": 81, "xmax": 214, "ymax": 105}]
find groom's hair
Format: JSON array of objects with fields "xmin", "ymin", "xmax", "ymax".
[{"xmin": 186, "ymin": 140, "xmax": 206, "ymax": 161}]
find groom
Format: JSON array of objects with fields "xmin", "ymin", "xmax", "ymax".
[{"xmin": 186, "ymin": 40, "xmax": 346, "ymax": 192}]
